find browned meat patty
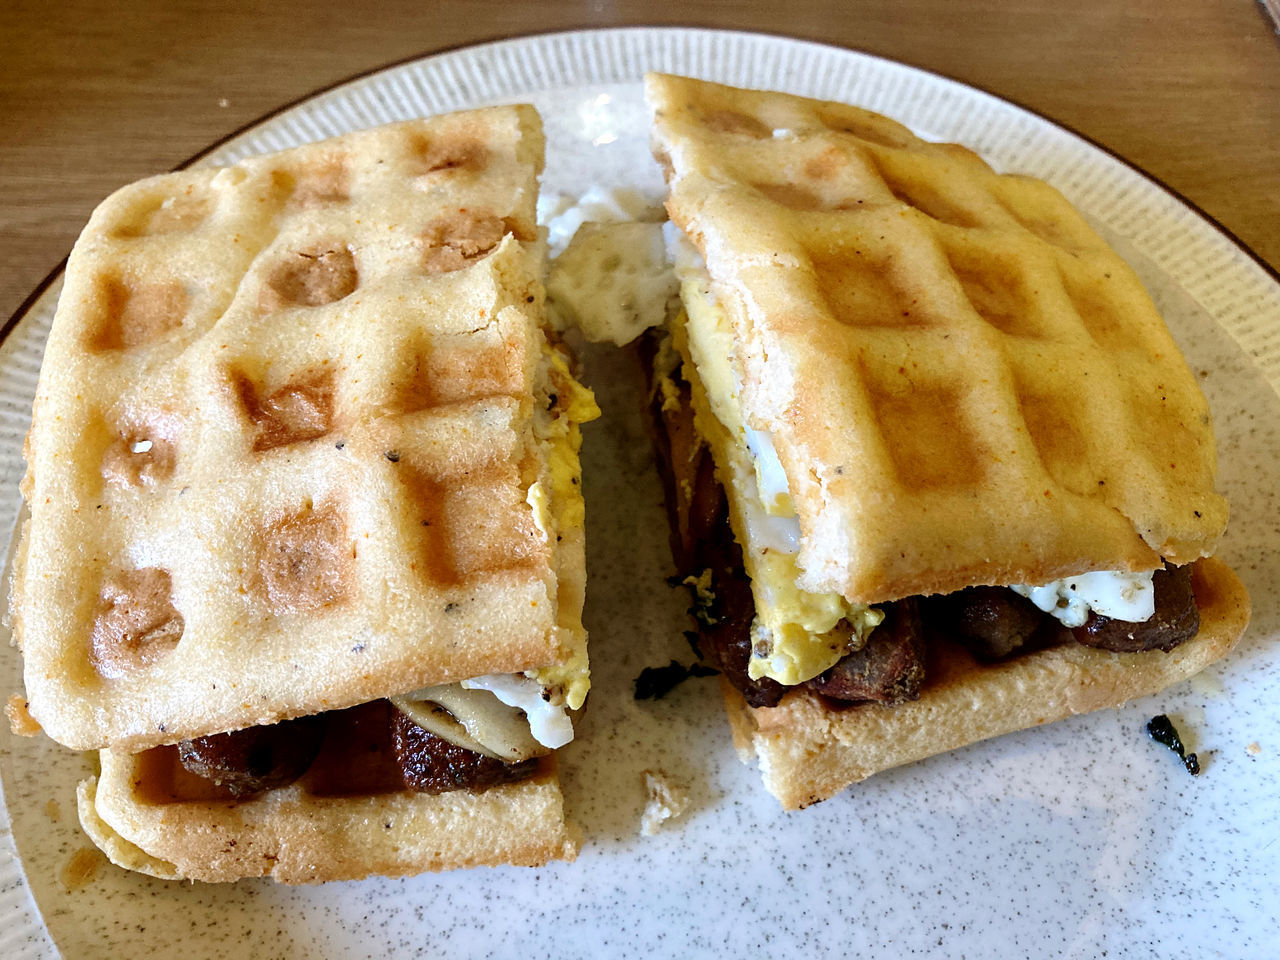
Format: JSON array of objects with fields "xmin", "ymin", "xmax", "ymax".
[
  {"xmin": 921, "ymin": 586, "xmax": 1070, "ymax": 662},
  {"xmin": 178, "ymin": 697, "xmax": 540, "ymax": 798},
  {"xmin": 806, "ymin": 598, "xmax": 925, "ymax": 703},
  {"xmin": 697, "ymin": 529, "xmax": 787, "ymax": 708},
  {"xmin": 177, "ymin": 713, "xmax": 326, "ymax": 798},
  {"xmin": 1072, "ymin": 563, "xmax": 1199, "ymax": 653},
  {"xmin": 390, "ymin": 707, "xmax": 538, "ymax": 794}
]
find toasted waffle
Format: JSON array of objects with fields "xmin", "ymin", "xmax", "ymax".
[
  {"xmin": 647, "ymin": 73, "xmax": 1228, "ymax": 603},
  {"xmin": 646, "ymin": 74, "xmax": 1247, "ymax": 810},
  {"xmin": 12, "ymin": 107, "xmax": 593, "ymax": 754},
  {"xmin": 78, "ymin": 701, "xmax": 578, "ymax": 882}
]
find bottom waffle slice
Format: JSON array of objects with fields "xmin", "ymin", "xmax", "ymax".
[
  {"xmin": 725, "ymin": 558, "xmax": 1250, "ymax": 810},
  {"xmin": 79, "ymin": 701, "xmax": 578, "ymax": 883}
]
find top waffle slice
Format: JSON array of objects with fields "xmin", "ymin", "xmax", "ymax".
[
  {"xmin": 12, "ymin": 107, "xmax": 581, "ymax": 751},
  {"xmin": 647, "ymin": 74, "xmax": 1228, "ymax": 603}
]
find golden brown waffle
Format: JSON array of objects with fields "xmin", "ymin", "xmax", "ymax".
[
  {"xmin": 13, "ymin": 108, "xmax": 590, "ymax": 752},
  {"xmin": 78, "ymin": 704, "xmax": 578, "ymax": 882},
  {"xmin": 647, "ymin": 74, "xmax": 1228, "ymax": 602}
]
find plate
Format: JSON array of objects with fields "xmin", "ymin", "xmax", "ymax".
[{"xmin": 3, "ymin": 28, "xmax": 1279, "ymax": 960}]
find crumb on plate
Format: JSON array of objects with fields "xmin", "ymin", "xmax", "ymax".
[{"xmin": 641, "ymin": 769, "xmax": 690, "ymax": 836}]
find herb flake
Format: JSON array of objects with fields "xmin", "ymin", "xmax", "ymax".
[
  {"xmin": 1147, "ymin": 714, "xmax": 1201, "ymax": 775},
  {"xmin": 634, "ymin": 660, "xmax": 718, "ymax": 700}
]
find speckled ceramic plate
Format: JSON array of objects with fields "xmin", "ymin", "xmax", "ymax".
[{"xmin": 3, "ymin": 28, "xmax": 1279, "ymax": 960}]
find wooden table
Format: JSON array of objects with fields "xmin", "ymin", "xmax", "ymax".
[{"xmin": 3, "ymin": 0, "xmax": 1278, "ymax": 323}]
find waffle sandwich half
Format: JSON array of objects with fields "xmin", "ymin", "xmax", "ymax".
[
  {"xmin": 645, "ymin": 74, "xmax": 1250, "ymax": 809},
  {"xmin": 9, "ymin": 107, "xmax": 596, "ymax": 879}
]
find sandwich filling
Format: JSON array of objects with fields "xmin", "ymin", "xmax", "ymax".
[
  {"xmin": 654, "ymin": 231, "xmax": 1195, "ymax": 708},
  {"xmin": 667, "ymin": 226, "xmax": 882, "ymax": 685}
]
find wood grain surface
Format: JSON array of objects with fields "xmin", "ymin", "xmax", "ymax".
[{"xmin": 2, "ymin": 0, "xmax": 1278, "ymax": 324}]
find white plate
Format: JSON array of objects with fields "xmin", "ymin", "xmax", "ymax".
[{"xmin": 3, "ymin": 28, "xmax": 1279, "ymax": 960}]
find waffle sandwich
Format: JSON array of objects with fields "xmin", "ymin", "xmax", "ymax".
[
  {"xmin": 645, "ymin": 74, "xmax": 1250, "ymax": 809},
  {"xmin": 9, "ymin": 107, "xmax": 597, "ymax": 879}
]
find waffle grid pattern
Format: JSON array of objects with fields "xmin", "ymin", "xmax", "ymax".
[
  {"xmin": 17, "ymin": 109, "xmax": 566, "ymax": 750},
  {"xmin": 649, "ymin": 75, "xmax": 1228, "ymax": 601}
]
